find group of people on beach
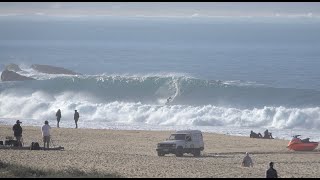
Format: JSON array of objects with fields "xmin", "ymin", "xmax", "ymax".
[
  {"xmin": 11, "ymin": 109, "xmax": 80, "ymax": 149},
  {"xmin": 242, "ymin": 152, "xmax": 278, "ymax": 178},
  {"xmin": 245, "ymin": 129, "xmax": 278, "ymax": 178},
  {"xmin": 56, "ymin": 109, "xmax": 80, "ymax": 129},
  {"xmin": 250, "ymin": 129, "xmax": 274, "ymax": 139},
  {"xmin": 12, "ymin": 119, "xmax": 50, "ymax": 149},
  {"xmin": 11, "ymin": 108, "xmax": 279, "ymax": 177}
]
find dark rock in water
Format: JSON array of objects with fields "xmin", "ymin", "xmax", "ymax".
[
  {"xmin": 1, "ymin": 69, "xmax": 35, "ymax": 81},
  {"xmin": 31, "ymin": 64, "xmax": 80, "ymax": 75},
  {"xmin": 5, "ymin": 63, "xmax": 22, "ymax": 72}
]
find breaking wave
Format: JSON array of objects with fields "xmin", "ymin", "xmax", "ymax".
[{"xmin": 1, "ymin": 70, "xmax": 320, "ymax": 130}]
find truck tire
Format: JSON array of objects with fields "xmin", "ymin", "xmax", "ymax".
[
  {"xmin": 193, "ymin": 149, "xmax": 201, "ymax": 157},
  {"xmin": 176, "ymin": 146, "xmax": 183, "ymax": 157},
  {"xmin": 157, "ymin": 152, "xmax": 165, "ymax": 156}
]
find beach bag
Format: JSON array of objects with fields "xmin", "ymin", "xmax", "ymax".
[
  {"xmin": 12, "ymin": 140, "xmax": 20, "ymax": 147},
  {"xmin": 5, "ymin": 140, "xmax": 18, "ymax": 146},
  {"xmin": 30, "ymin": 142, "xmax": 41, "ymax": 150}
]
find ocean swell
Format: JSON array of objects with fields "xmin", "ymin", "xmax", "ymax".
[{"xmin": 1, "ymin": 73, "xmax": 320, "ymax": 130}]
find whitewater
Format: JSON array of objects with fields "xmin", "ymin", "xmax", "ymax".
[{"xmin": 1, "ymin": 15, "xmax": 320, "ymax": 141}]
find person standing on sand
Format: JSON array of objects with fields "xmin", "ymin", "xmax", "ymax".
[
  {"xmin": 41, "ymin": 120, "xmax": 51, "ymax": 149},
  {"xmin": 242, "ymin": 152, "xmax": 253, "ymax": 167},
  {"xmin": 56, "ymin": 109, "xmax": 61, "ymax": 128},
  {"xmin": 266, "ymin": 162, "xmax": 278, "ymax": 178},
  {"xmin": 12, "ymin": 120, "xmax": 23, "ymax": 147},
  {"xmin": 74, "ymin": 110, "xmax": 79, "ymax": 129}
]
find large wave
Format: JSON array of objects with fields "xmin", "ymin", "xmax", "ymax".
[
  {"xmin": 1, "ymin": 71, "xmax": 320, "ymax": 130},
  {"xmin": 2, "ymin": 72, "xmax": 320, "ymax": 108}
]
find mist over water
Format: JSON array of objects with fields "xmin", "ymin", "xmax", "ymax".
[{"xmin": 1, "ymin": 16, "xmax": 320, "ymax": 140}]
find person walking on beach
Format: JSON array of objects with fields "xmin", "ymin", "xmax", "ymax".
[
  {"xmin": 56, "ymin": 109, "xmax": 61, "ymax": 128},
  {"xmin": 74, "ymin": 110, "xmax": 79, "ymax": 129},
  {"xmin": 41, "ymin": 120, "xmax": 51, "ymax": 149},
  {"xmin": 12, "ymin": 120, "xmax": 23, "ymax": 147},
  {"xmin": 242, "ymin": 152, "xmax": 253, "ymax": 167},
  {"xmin": 266, "ymin": 162, "xmax": 278, "ymax": 178}
]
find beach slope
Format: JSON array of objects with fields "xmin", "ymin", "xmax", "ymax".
[{"xmin": 0, "ymin": 125, "xmax": 319, "ymax": 178}]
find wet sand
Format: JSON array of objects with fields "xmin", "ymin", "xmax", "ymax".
[{"xmin": 0, "ymin": 125, "xmax": 319, "ymax": 178}]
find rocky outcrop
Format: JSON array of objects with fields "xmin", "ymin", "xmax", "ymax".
[
  {"xmin": 31, "ymin": 64, "xmax": 79, "ymax": 75},
  {"xmin": 1, "ymin": 63, "xmax": 80, "ymax": 81},
  {"xmin": 1, "ymin": 69, "xmax": 35, "ymax": 81},
  {"xmin": 5, "ymin": 63, "xmax": 22, "ymax": 72}
]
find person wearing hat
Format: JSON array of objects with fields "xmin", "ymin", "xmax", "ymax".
[
  {"xmin": 41, "ymin": 120, "xmax": 51, "ymax": 149},
  {"xmin": 12, "ymin": 120, "xmax": 23, "ymax": 147},
  {"xmin": 266, "ymin": 162, "xmax": 278, "ymax": 178},
  {"xmin": 242, "ymin": 152, "xmax": 253, "ymax": 167}
]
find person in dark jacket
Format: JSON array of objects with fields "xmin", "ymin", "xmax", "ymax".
[
  {"xmin": 12, "ymin": 120, "xmax": 23, "ymax": 147},
  {"xmin": 266, "ymin": 162, "xmax": 278, "ymax": 178},
  {"xmin": 74, "ymin": 110, "xmax": 79, "ymax": 129},
  {"xmin": 56, "ymin": 109, "xmax": 61, "ymax": 128}
]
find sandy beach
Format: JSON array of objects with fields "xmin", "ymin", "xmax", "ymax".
[{"xmin": 0, "ymin": 125, "xmax": 319, "ymax": 178}]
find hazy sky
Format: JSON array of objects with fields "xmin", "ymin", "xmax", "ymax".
[{"xmin": 1, "ymin": 2, "xmax": 320, "ymax": 17}]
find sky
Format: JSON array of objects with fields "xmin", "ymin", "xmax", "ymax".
[{"xmin": 0, "ymin": 2, "xmax": 320, "ymax": 18}]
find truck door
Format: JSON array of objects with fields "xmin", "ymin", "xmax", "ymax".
[{"xmin": 185, "ymin": 135, "xmax": 194, "ymax": 150}]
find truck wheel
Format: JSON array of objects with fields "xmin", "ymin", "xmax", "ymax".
[
  {"xmin": 193, "ymin": 149, "xmax": 201, "ymax": 157},
  {"xmin": 157, "ymin": 152, "xmax": 165, "ymax": 156},
  {"xmin": 176, "ymin": 147, "xmax": 183, "ymax": 157}
]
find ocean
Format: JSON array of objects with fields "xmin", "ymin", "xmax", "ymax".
[{"xmin": 1, "ymin": 15, "xmax": 320, "ymax": 141}]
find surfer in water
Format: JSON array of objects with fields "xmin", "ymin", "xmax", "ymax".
[{"xmin": 165, "ymin": 97, "xmax": 172, "ymax": 105}]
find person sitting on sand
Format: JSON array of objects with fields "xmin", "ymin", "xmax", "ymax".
[
  {"xmin": 41, "ymin": 120, "xmax": 51, "ymax": 149},
  {"xmin": 242, "ymin": 152, "xmax": 253, "ymax": 167},
  {"xmin": 264, "ymin": 129, "xmax": 274, "ymax": 139},
  {"xmin": 266, "ymin": 162, "xmax": 278, "ymax": 178},
  {"xmin": 250, "ymin": 130, "xmax": 262, "ymax": 138}
]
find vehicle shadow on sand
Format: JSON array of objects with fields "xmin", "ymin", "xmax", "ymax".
[{"xmin": 160, "ymin": 149, "xmax": 320, "ymax": 158}]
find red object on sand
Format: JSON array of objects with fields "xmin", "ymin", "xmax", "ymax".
[{"xmin": 287, "ymin": 137, "xmax": 319, "ymax": 151}]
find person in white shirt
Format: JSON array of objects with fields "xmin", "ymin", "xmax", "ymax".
[{"xmin": 41, "ymin": 120, "xmax": 51, "ymax": 149}]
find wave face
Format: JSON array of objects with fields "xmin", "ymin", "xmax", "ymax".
[{"xmin": 1, "ymin": 72, "xmax": 320, "ymax": 131}]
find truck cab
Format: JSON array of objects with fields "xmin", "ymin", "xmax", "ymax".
[{"xmin": 156, "ymin": 130, "xmax": 204, "ymax": 157}]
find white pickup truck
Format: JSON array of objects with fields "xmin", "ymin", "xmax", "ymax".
[{"xmin": 156, "ymin": 130, "xmax": 204, "ymax": 157}]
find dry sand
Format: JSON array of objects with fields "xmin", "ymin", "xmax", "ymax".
[{"xmin": 0, "ymin": 125, "xmax": 320, "ymax": 178}]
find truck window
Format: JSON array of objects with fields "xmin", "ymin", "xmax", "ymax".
[
  {"xmin": 169, "ymin": 134, "xmax": 186, "ymax": 140},
  {"xmin": 186, "ymin": 136, "xmax": 192, "ymax": 141}
]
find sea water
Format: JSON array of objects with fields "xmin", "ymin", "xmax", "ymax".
[{"xmin": 1, "ymin": 15, "xmax": 320, "ymax": 141}]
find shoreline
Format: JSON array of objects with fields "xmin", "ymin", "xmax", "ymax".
[
  {"xmin": 1, "ymin": 118, "xmax": 320, "ymax": 142},
  {"xmin": 1, "ymin": 125, "xmax": 320, "ymax": 178}
]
